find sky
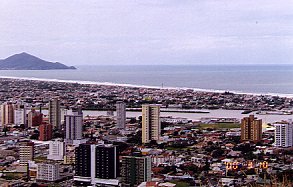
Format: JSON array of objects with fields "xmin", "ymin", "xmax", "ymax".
[{"xmin": 0, "ymin": 0, "xmax": 293, "ymax": 65}]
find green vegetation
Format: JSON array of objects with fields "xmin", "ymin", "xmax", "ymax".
[
  {"xmin": 2, "ymin": 173, "xmax": 22, "ymax": 180},
  {"xmin": 198, "ymin": 123, "xmax": 240, "ymax": 129},
  {"xmin": 171, "ymin": 181, "xmax": 190, "ymax": 187}
]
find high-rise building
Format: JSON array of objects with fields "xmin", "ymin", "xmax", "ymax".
[
  {"xmin": 27, "ymin": 109, "xmax": 43, "ymax": 127},
  {"xmin": 39, "ymin": 122, "xmax": 53, "ymax": 141},
  {"xmin": 121, "ymin": 156, "xmax": 151, "ymax": 187},
  {"xmin": 14, "ymin": 104, "xmax": 27, "ymax": 127},
  {"xmin": 47, "ymin": 139, "xmax": 65, "ymax": 160},
  {"xmin": 60, "ymin": 108, "xmax": 68, "ymax": 125},
  {"xmin": 74, "ymin": 143, "xmax": 119, "ymax": 186},
  {"xmin": 65, "ymin": 112, "xmax": 83, "ymax": 144},
  {"xmin": 1, "ymin": 102, "xmax": 15, "ymax": 125},
  {"xmin": 274, "ymin": 121, "xmax": 293, "ymax": 147},
  {"xmin": 48, "ymin": 98, "xmax": 61, "ymax": 129},
  {"xmin": 116, "ymin": 101, "xmax": 126, "ymax": 129},
  {"xmin": 142, "ymin": 104, "xmax": 161, "ymax": 143},
  {"xmin": 95, "ymin": 144, "xmax": 118, "ymax": 179},
  {"xmin": 19, "ymin": 142, "xmax": 34, "ymax": 166},
  {"xmin": 241, "ymin": 115, "xmax": 262, "ymax": 142},
  {"xmin": 37, "ymin": 162, "xmax": 60, "ymax": 182}
]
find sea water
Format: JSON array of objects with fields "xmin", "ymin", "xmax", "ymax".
[{"xmin": 0, "ymin": 65, "xmax": 293, "ymax": 96}]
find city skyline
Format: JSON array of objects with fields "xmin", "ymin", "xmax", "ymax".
[{"xmin": 1, "ymin": 0, "xmax": 292, "ymax": 65}]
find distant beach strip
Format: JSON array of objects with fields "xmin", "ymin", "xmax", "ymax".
[{"xmin": 1, "ymin": 75, "xmax": 293, "ymax": 98}]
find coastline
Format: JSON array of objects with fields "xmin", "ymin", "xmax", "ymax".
[{"xmin": 1, "ymin": 75, "xmax": 293, "ymax": 98}]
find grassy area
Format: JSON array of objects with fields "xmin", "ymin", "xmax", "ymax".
[
  {"xmin": 170, "ymin": 181, "xmax": 190, "ymax": 187},
  {"xmin": 198, "ymin": 123, "xmax": 240, "ymax": 129}
]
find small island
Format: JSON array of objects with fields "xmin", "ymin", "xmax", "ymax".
[{"xmin": 0, "ymin": 52, "xmax": 76, "ymax": 70}]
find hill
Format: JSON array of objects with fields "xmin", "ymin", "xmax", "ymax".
[{"xmin": 0, "ymin": 53, "xmax": 76, "ymax": 70}]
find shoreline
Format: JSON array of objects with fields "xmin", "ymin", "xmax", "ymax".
[{"xmin": 1, "ymin": 75, "xmax": 293, "ymax": 98}]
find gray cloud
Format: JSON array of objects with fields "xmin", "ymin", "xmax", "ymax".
[{"xmin": 0, "ymin": 0, "xmax": 292, "ymax": 65}]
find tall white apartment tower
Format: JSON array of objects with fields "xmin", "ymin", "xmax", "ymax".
[
  {"xmin": 274, "ymin": 121, "xmax": 293, "ymax": 147},
  {"xmin": 14, "ymin": 105, "xmax": 27, "ymax": 126},
  {"xmin": 142, "ymin": 104, "xmax": 161, "ymax": 143},
  {"xmin": 65, "ymin": 112, "xmax": 83, "ymax": 144},
  {"xmin": 116, "ymin": 101, "xmax": 126, "ymax": 129},
  {"xmin": 48, "ymin": 98, "xmax": 61, "ymax": 129}
]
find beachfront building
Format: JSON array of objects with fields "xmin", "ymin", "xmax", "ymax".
[
  {"xmin": 116, "ymin": 101, "xmax": 126, "ymax": 129},
  {"xmin": 274, "ymin": 121, "xmax": 293, "ymax": 147},
  {"xmin": 241, "ymin": 115, "xmax": 262, "ymax": 142},
  {"xmin": 142, "ymin": 104, "xmax": 161, "ymax": 143},
  {"xmin": 48, "ymin": 98, "xmax": 61, "ymax": 129}
]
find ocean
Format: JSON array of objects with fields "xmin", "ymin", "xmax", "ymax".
[{"xmin": 0, "ymin": 65, "xmax": 293, "ymax": 96}]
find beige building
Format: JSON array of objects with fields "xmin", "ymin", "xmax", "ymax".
[
  {"xmin": 241, "ymin": 115, "xmax": 262, "ymax": 142},
  {"xmin": 19, "ymin": 142, "xmax": 34, "ymax": 166},
  {"xmin": 1, "ymin": 103, "xmax": 15, "ymax": 125},
  {"xmin": 142, "ymin": 104, "xmax": 161, "ymax": 143}
]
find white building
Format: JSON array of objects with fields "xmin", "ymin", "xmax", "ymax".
[
  {"xmin": 274, "ymin": 121, "xmax": 293, "ymax": 147},
  {"xmin": 116, "ymin": 101, "xmax": 126, "ymax": 129},
  {"xmin": 14, "ymin": 108, "xmax": 27, "ymax": 126},
  {"xmin": 37, "ymin": 163, "xmax": 60, "ymax": 182},
  {"xmin": 47, "ymin": 139, "xmax": 65, "ymax": 160},
  {"xmin": 65, "ymin": 112, "xmax": 83, "ymax": 144}
]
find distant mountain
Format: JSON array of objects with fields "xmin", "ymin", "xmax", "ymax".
[{"xmin": 0, "ymin": 52, "xmax": 76, "ymax": 70}]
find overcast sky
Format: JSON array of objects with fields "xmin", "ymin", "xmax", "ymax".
[{"xmin": 0, "ymin": 0, "xmax": 293, "ymax": 65}]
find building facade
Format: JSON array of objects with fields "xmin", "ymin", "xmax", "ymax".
[
  {"xmin": 74, "ymin": 143, "xmax": 119, "ymax": 186},
  {"xmin": 37, "ymin": 162, "xmax": 60, "ymax": 182},
  {"xmin": 116, "ymin": 101, "xmax": 126, "ymax": 129},
  {"xmin": 1, "ymin": 103, "xmax": 15, "ymax": 125},
  {"xmin": 121, "ymin": 156, "xmax": 151, "ymax": 187},
  {"xmin": 142, "ymin": 104, "xmax": 161, "ymax": 143},
  {"xmin": 14, "ymin": 105, "xmax": 26, "ymax": 126},
  {"xmin": 47, "ymin": 139, "xmax": 65, "ymax": 160},
  {"xmin": 19, "ymin": 142, "xmax": 34, "ymax": 166},
  {"xmin": 48, "ymin": 98, "xmax": 61, "ymax": 129},
  {"xmin": 274, "ymin": 121, "xmax": 293, "ymax": 147},
  {"xmin": 65, "ymin": 112, "xmax": 83, "ymax": 144},
  {"xmin": 241, "ymin": 115, "xmax": 262, "ymax": 142},
  {"xmin": 39, "ymin": 122, "xmax": 53, "ymax": 141},
  {"xmin": 27, "ymin": 109, "xmax": 43, "ymax": 127}
]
